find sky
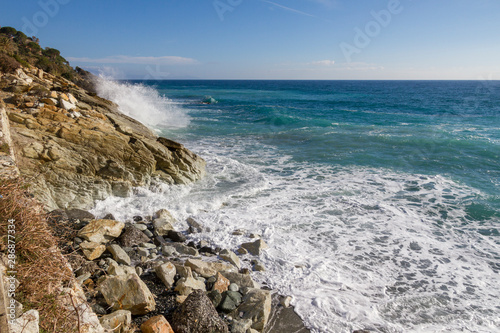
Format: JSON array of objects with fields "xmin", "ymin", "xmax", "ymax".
[{"xmin": 1, "ymin": 0, "xmax": 499, "ymax": 80}]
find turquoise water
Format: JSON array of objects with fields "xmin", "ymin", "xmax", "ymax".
[{"xmin": 94, "ymin": 79, "xmax": 500, "ymax": 332}]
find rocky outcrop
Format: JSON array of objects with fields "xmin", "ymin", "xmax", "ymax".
[{"xmin": 0, "ymin": 67, "xmax": 205, "ymax": 210}]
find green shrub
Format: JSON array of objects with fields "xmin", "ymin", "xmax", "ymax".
[{"xmin": 0, "ymin": 26, "xmax": 17, "ymax": 37}]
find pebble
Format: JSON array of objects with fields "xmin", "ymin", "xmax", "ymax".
[
  {"xmin": 133, "ymin": 224, "xmax": 148, "ymax": 231},
  {"xmin": 137, "ymin": 247, "xmax": 149, "ymax": 257},
  {"xmin": 143, "ymin": 230, "xmax": 154, "ymax": 238},
  {"xmin": 229, "ymin": 283, "xmax": 240, "ymax": 292}
]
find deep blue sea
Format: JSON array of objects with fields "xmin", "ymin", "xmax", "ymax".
[{"xmin": 93, "ymin": 79, "xmax": 500, "ymax": 333}]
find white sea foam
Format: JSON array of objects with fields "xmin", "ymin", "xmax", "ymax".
[
  {"xmin": 91, "ymin": 135, "xmax": 500, "ymax": 333},
  {"xmin": 95, "ymin": 77, "xmax": 190, "ymax": 129}
]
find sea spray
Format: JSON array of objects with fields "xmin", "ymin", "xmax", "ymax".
[{"xmin": 95, "ymin": 77, "xmax": 190, "ymax": 129}]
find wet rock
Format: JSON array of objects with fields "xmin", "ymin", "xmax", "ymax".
[
  {"xmin": 162, "ymin": 245, "xmax": 178, "ymax": 257},
  {"xmin": 154, "ymin": 208, "xmax": 174, "ymax": 220},
  {"xmin": 118, "ymin": 224, "xmax": 150, "ymax": 247},
  {"xmin": 77, "ymin": 219, "xmax": 125, "ymax": 244},
  {"xmin": 133, "ymin": 215, "xmax": 143, "ymax": 222},
  {"xmin": 231, "ymin": 289, "xmax": 271, "ymax": 331},
  {"xmin": 99, "ymin": 310, "xmax": 132, "ymax": 333},
  {"xmin": 103, "ymin": 213, "xmax": 115, "ymax": 220},
  {"xmin": 171, "ymin": 243, "xmax": 199, "ymax": 256},
  {"xmin": 99, "ymin": 273, "xmax": 156, "ymax": 315},
  {"xmin": 186, "ymin": 217, "xmax": 204, "ymax": 233},
  {"xmin": 171, "ymin": 289, "xmax": 229, "ymax": 333},
  {"xmin": 240, "ymin": 239, "xmax": 269, "ymax": 256},
  {"xmin": 107, "ymin": 244, "xmax": 131, "ymax": 265},
  {"xmin": 80, "ymin": 241, "xmax": 106, "ymax": 261},
  {"xmin": 140, "ymin": 315, "xmax": 174, "ymax": 333},
  {"xmin": 252, "ymin": 259, "xmax": 266, "ymax": 272},
  {"xmin": 166, "ymin": 230, "xmax": 187, "ymax": 242},
  {"xmin": 229, "ymin": 283, "xmax": 240, "ymax": 292},
  {"xmin": 155, "ymin": 262, "xmax": 176, "ymax": 289},
  {"xmin": 220, "ymin": 249, "xmax": 241, "ymax": 269}
]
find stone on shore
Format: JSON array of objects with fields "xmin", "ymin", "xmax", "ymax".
[
  {"xmin": 140, "ymin": 315, "xmax": 174, "ymax": 333},
  {"xmin": 155, "ymin": 262, "xmax": 176, "ymax": 289},
  {"xmin": 212, "ymin": 272, "xmax": 230, "ymax": 293},
  {"xmin": 171, "ymin": 243, "xmax": 199, "ymax": 256},
  {"xmin": 174, "ymin": 277, "xmax": 206, "ymax": 296},
  {"xmin": 99, "ymin": 273, "xmax": 156, "ymax": 315},
  {"xmin": 77, "ymin": 219, "xmax": 125, "ymax": 244},
  {"xmin": 99, "ymin": 310, "xmax": 132, "ymax": 333},
  {"xmin": 80, "ymin": 241, "xmax": 106, "ymax": 260},
  {"xmin": 171, "ymin": 289, "xmax": 229, "ymax": 333},
  {"xmin": 231, "ymin": 289, "xmax": 272, "ymax": 331},
  {"xmin": 153, "ymin": 218, "xmax": 175, "ymax": 236},
  {"xmin": 220, "ymin": 249, "xmax": 241, "ymax": 269},
  {"xmin": 185, "ymin": 258, "xmax": 236, "ymax": 278},
  {"xmin": 220, "ymin": 271, "xmax": 260, "ymax": 290},
  {"xmin": 240, "ymin": 239, "xmax": 269, "ymax": 256},
  {"xmin": 107, "ymin": 244, "xmax": 131, "ymax": 265},
  {"xmin": 118, "ymin": 224, "xmax": 150, "ymax": 247}
]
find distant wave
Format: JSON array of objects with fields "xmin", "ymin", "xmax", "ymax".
[{"xmin": 95, "ymin": 77, "xmax": 190, "ymax": 129}]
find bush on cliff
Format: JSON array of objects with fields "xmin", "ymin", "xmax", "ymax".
[
  {"xmin": 0, "ymin": 177, "xmax": 75, "ymax": 332},
  {"xmin": 0, "ymin": 53, "xmax": 21, "ymax": 74},
  {"xmin": 0, "ymin": 26, "xmax": 92, "ymax": 90}
]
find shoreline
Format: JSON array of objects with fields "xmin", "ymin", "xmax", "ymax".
[{"xmin": 0, "ymin": 59, "xmax": 311, "ymax": 332}]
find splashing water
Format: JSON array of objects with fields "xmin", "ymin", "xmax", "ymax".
[{"xmin": 95, "ymin": 77, "xmax": 190, "ymax": 129}]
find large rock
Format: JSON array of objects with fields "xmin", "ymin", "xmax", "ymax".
[
  {"xmin": 171, "ymin": 289, "xmax": 229, "ymax": 333},
  {"xmin": 99, "ymin": 310, "xmax": 132, "ymax": 333},
  {"xmin": 240, "ymin": 239, "xmax": 269, "ymax": 256},
  {"xmin": 77, "ymin": 219, "xmax": 124, "ymax": 244},
  {"xmin": 184, "ymin": 258, "xmax": 236, "ymax": 278},
  {"xmin": 231, "ymin": 289, "xmax": 272, "ymax": 331},
  {"xmin": 80, "ymin": 241, "xmax": 106, "ymax": 260},
  {"xmin": 220, "ymin": 249, "xmax": 241, "ymax": 269},
  {"xmin": 140, "ymin": 315, "xmax": 174, "ymax": 333},
  {"xmin": 174, "ymin": 277, "xmax": 206, "ymax": 296},
  {"xmin": 155, "ymin": 262, "xmax": 176, "ymax": 289},
  {"xmin": 220, "ymin": 271, "xmax": 260, "ymax": 290},
  {"xmin": 99, "ymin": 273, "xmax": 156, "ymax": 315},
  {"xmin": 107, "ymin": 244, "xmax": 131, "ymax": 265},
  {"xmin": 4, "ymin": 68, "xmax": 206, "ymax": 211},
  {"xmin": 117, "ymin": 224, "xmax": 150, "ymax": 247},
  {"xmin": 153, "ymin": 218, "xmax": 175, "ymax": 236}
]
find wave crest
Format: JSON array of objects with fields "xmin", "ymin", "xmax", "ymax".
[{"xmin": 95, "ymin": 77, "xmax": 190, "ymax": 129}]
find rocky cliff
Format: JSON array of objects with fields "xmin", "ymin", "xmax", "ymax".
[{"xmin": 0, "ymin": 67, "xmax": 205, "ymax": 210}]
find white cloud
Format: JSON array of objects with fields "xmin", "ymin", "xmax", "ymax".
[
  {"xmin": 310, "ymin": 60, "xmax": 336, "ymax": 66},
  {"xmin": 67, "ymin": 55, "xmax": 199, "ymax": 65}
]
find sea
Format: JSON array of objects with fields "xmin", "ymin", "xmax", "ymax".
[{"xmin": 91, "ymin": 79, "xmax": 500, "ymax": 333}]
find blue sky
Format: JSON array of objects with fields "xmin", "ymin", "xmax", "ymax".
[{"xmin": 1, "ymin": 0, "xmax": 499, "ymax": 79}]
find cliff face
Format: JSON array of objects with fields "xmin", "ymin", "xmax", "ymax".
[{"xmin": 0, "ymin": 67, "xmax": 205, "ymax": 210}]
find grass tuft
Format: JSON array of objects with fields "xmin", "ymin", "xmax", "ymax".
[{"xmin": 0, "ymin": 177, "xmax": 77, "ymax": 332}]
